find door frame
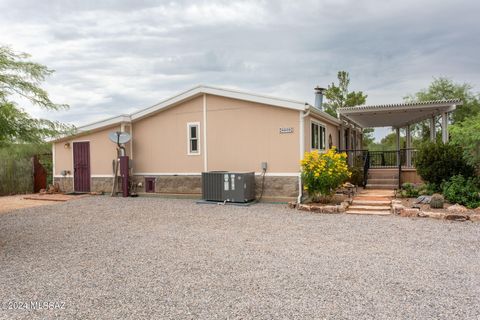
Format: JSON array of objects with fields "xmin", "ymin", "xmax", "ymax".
[{"xmin": 72, "ymin": 141, "xmax": 91, "ymax": 192}]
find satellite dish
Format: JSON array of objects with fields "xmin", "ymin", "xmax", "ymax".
[{"xmin": 109, "ymin": 131, "xmax": 131, "ymax": 145}]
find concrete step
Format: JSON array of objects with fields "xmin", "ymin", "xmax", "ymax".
[
  {"xmin": 368, "ymin": 178, "xmax": 399, "ymax": 185},
  {"xmin": 348, "ymin": 205, "xmax": 391, "ymax": 211},
  {"xmin": 346, "ymin": 210, "xmax": 391, "ymax": 216},
  {"xmin": 365, "ymin": 184, "xmax": 398, "ymax": 190},
  {"xmin": 352, "ymin": 200, "xmax": 391, "ymax": 206}
]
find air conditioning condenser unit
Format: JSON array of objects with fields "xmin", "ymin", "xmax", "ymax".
[{"xmin": 202, "ymin": 171, "xmax": 255, "ymax": 203}]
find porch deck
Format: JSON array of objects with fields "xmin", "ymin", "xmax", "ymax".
[{"xmin": 341, "ymin": 149, "xmax": 421, "ymax": 189}]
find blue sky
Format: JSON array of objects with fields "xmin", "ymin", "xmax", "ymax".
[{"xmin": 1, "ymin": 0, "xmax": 479, "ymax": 141}]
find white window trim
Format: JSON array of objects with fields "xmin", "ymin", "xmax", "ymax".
[
  {"xmin": 187, "ymin": 122, "xmax": 201, "ymax": 156},
  {"xmin": 310, "ymin": 119, "xmax": 326, "ymax": 151}
]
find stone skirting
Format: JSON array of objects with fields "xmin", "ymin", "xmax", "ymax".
[
  {"xmin": 53, "ymin": 177, "xmax": 74, "ymax": 193},
  {"xmin": 254, "ymin": 175, "xmax": 298, "ymax": 199},
  {"xmin": 133, "ymin": 174, "xmax": 299, "ymax": 199},
  {"xmin": 54, "ymin": 177, "xmax": 114, "ymax": 193},
  {"xmin": 54, "ymin": 175, "xmax": 300, "ymax": 200},
  {"xmin": 132, "ymin": 175, "xmax": 202, "ymax": 194}
]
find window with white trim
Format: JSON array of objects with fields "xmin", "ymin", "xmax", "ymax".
[
  {"xmin": 311, "ymin": 121, "xmax": 326, "ymax": 150},
  {"xmin": 187, "ymin": 122, "xmax": 200, "ymax": 155}
]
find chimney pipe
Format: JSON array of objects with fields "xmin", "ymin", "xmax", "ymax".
[{"xmin": 314, "ymin": 86, "xmax": 326, "ymax": 111}]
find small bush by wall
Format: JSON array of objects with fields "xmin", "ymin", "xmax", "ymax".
[
  {"xmin": 301, "ymin": 148, "xmax": 351, "ymax": 202},
  {"xmin": 415, "ymin": 141, "xmax": 474, "ymax": 188},
  {"xmin": 442, "ymin": 175, "xmax": 480, "ymax": 209}
]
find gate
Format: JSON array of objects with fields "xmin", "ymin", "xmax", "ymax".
[{"xmin": 32, "ymin": 155, "xmax": 47, "ymax": 192}]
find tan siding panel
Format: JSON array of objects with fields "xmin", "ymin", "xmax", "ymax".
[
  {"xmin": 54, "ymin": 126, "xmax": 120, "ymax": 176},
  {"xmin": 132, "ymin": 96, "xmax": 204, "ymax": 173},
  {"xmin": 206, "ymin": 95, "xmax": 299, "ymax": 173}
]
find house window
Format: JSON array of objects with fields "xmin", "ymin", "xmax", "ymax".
[
  {"xmin": 187, "ymin": 122, "xmax": 200, "ymax": 155},
  {"xmin": 311, "ymin": 121, "xmax": 326, "ymax": 150}
]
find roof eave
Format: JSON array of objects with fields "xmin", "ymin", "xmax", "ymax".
[
  {"xmin": 307, "ymin": 104, "xmax": 342, "ymax": 126},
  {"xmin": 51, "ymin": 85, "xmax": 309, "ymax": 142},
  {"xmin": 130, "ymin": 85, "xmax": 307, "ymax": 121}
]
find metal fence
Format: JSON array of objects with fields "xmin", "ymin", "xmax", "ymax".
[{"xmin": 340, "ymin": 149, "xmax": 417, "ymax": 169}]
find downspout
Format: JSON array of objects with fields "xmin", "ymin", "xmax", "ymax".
[
  {"xmin": 203, "ymin": 94, "xmax": 208, "ymax": 171},
  {"xmin": 297, "ymin": 105, "xmax": 311, "ymax": 204}
]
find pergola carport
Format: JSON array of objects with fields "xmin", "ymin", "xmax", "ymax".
[
  {"xmin": 339, "ymin": 99, "xmax": 461, "ymax": 165},
  {"xmin": 337, "ymin": 99, "xmax": 461, "ymax": 188}
]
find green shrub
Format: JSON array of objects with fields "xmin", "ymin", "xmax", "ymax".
[
  {"xmin": 416, "ymin": 183, "xmax": 437, "ymax": 195},
  {"xmin": 348, "ymin": 166, "xmax": 364, "ymax": 186},
  {"xmin": 442, "ymin": 175, "xmax": 480, "ymax": 209},
  {"xmin": 301, "ymin": 148, "xmax": 351, "ymax": 202},
  {"xmin": 400, "ymin": 182, "xmax": 419, "ymax": 198},
  {"xmin": 415, "ymin": 141, "xmax": 475, "ymax": 189}
]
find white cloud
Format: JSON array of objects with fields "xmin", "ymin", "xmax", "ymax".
[{"xmin": 0, "ymin": 0, "xmax": 479, "ymax": 140}]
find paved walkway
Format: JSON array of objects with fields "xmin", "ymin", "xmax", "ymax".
[
  {"xmin": 346, "ymin": 189, "xmax": 394, "ymax": 215},
  {"xmin": 0, "ymin": 194, "xmax": 88, "ymax": 214}
]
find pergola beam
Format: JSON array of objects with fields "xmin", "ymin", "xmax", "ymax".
[{"xmin": 338, "ymin": 100, "xmax": 460, "ymax": 129}]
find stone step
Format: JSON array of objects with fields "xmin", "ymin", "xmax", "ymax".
[
  {"xmin": 365, "ymin": 184, "xmax": 398, "ymax": 190},
  {"xmin": 352, "ymin": 200, "xmax": 391, "ymax": 206},
  {"xmin": 368, "ymin": 178, "xmax": 399, "ymax": 185},
  {"xmin": 346, "ymin": 210, "xmax": 391, "ymax": 216},
  {"xmin": 348, "ymin": 205, "xmax": 391, "ymax": 211}
]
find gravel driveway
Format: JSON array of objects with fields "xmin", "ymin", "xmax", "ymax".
[{"xmin": 0, "ymin": 196, "xmax": 479, "ymax": 319}]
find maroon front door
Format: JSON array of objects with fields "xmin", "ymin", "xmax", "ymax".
[{"xmin": 73, "ymin": 142, "xmax": 90, "ymax": 192}]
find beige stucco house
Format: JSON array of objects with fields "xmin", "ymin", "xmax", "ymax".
[{"xmin": 53, "ymin": 85, "xmax": 363, "ymax": 201}]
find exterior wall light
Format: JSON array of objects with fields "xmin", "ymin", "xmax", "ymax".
[{"xmin": 64, "ymin": 142, "xmax": 70, "ymax": 149}]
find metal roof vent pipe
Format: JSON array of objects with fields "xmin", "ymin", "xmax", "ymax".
[{"xmin": 314, "ymin": 86, "xmax": 326, "ymax": 111}]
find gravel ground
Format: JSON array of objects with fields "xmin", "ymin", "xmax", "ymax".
[{"xmin": 0, "ymin": 196, "xmax": 479, "ymax": 320}]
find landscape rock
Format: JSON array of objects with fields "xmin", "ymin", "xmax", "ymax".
[
  {"xmin": 288, "ymin": 201, "xmax": 297, "ymax": 209},
  {"xmin": 338, "ymin": 201, "xmax": 350, "ymax": 213},
  {"xmin": 415, "ymin": 195, "xmax": 431, "ymax": 204},
  {"xmin": 297, "ymin": 203, "xmax": 340, "ymax": 214},
  {"xmin": 399, "ymin": 208, "xmax": 420, "ymax": 217},
  {"xmin": 391, "ymin": 204, "xmax": 405, "ymax": 215},
  {"xmin": 447, "ymin": 204, "xmax": 468, "ymax": 213},
  {"xmin": 444, "ymin": 213, "xmax": 469, "ymax": 221},
  {"xmin": 297, "ymin": 204, "xmax": 312, "ymax": 212},
  {"xmin": 469, "ymin": 214, "xmax": 480, "ymax": 222},
  {"xmin": 419, "ymin": 211, "xmax": 446, "ymax": 220}
]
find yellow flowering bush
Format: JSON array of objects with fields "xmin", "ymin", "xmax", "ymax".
[{"xmin": 300, "ymin": 147, "xmax": 351, "ymax": 202}]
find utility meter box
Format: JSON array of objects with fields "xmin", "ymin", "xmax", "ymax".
[{"xmin": 202, "ymin": 171, "xmax": 256, "ymax": 203}]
